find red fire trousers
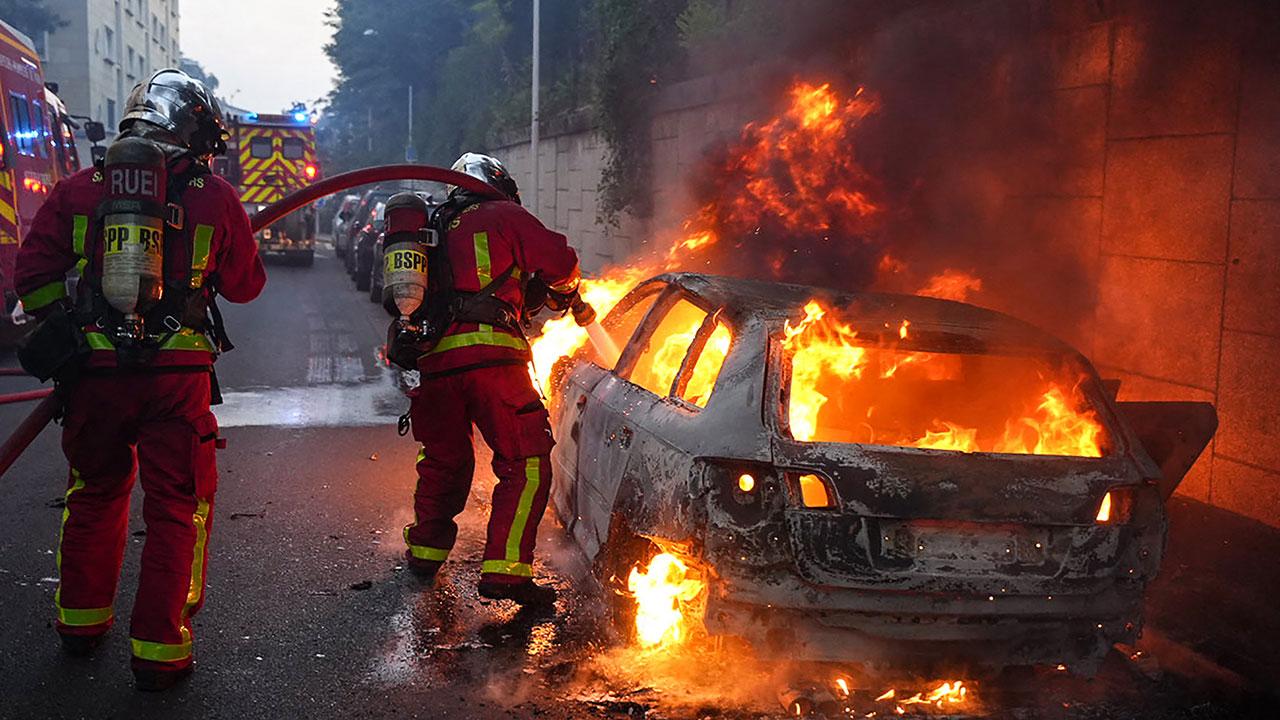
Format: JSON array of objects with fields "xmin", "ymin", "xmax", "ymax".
[
  {"xmin": 55, "ymin": 371, "xmax": 218, "ymax": 672},
  {"xmin": 404, "ymin": 363, "xmax": 554, "ymax": 583}
]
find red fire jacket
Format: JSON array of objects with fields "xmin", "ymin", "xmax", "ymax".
[
  {"xmin": 420, "ymin": 199, "xmax": 580, "ymax": 375},
  {"xmin": 15, "ymin": 161, "xmax": 266, "ymax": 368}
]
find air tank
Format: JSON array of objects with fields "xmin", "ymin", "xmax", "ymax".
[
  {"xmin": 381, "ymin": 192, "xmax": 431, "ymax": 319},
  {"xmin": 99, "ymin": 136, "xmax": 167, "ymax": 336}
]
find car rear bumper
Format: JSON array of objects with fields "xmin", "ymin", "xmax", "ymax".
[{"xmin": 703, "ymin": 573, "xmax": 1143, "ymax": 671}]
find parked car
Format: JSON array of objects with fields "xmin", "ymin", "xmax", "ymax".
[
  {"xmin": 352, "ymin": 201, "xmax": 386, "ymax": 292},
  {"xmin": 344, "ymin": 188, "xmax": 393, "ymax": 279},
  {"xmin": 547, "ymin": 272, "xmax": 1216, "ymax": 674},
  {"xmin": 369, "ymin": 192, "xmax": 438, "ymax": 303},
  {"xmin": 331, "ymin": 194, "xmax": 360, "ymax": 259}
]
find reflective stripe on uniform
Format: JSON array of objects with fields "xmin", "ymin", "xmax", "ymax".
[
  {"xmin": 72, "ymin": 214, "xmax": 88, "ymax": 273},
  {"xmin": 501, "ymin": 457, "xmax": 541, "ymax": 569},
  {"xmin": 54, "ymin": 470, "xmax": 90, "ymax": 624},
  {"xmin": 131, "ymin": 638, "xmax": 192, "ymax": 663},
  {"xmin": 190, "ymin": 224, "xmax": 214, "ymax": 289},
  {"xmin": 473, "ymin": 232, "xmax": 491, "ymax": 286},
  {"xmin": 181, "ymin": 499, "xmax": 211, "ymax": 629},
  {"xmin": 404, "ymin": 542, "xmax": 450, "ymax": 562},
  {"xmin": 85, "ymin": 329, "xmax": 213, "ymax": 353},
  {"xmin": 481, "ymin": 559, "xmax": 532, "ymax": 577},
  {"xmin": 131, "ymin": 497, "xmax": 208, "ymax": 664},
  {"xmin": 72, "ymin": 214, "xmax": 88, "ymax": 257},
  {"xmin": 59, "ymin": 605, "xmax": 113, "ymax": 627},
  {"xmin": 20, "ymin": 281, "xmax": 67, "ymax": 312},
  {"xmin": 428, "ymin": 329, "xmax": 528, "ymax": 355}
]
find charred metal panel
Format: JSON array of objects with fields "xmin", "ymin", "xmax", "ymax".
[
  {"xmin": 1115, "ymin": 401, "xmax": 1218, "ymax": 499},
  {"xmin": 771, "ymin": 439, "xmax": 1144, "ymax": 525}
]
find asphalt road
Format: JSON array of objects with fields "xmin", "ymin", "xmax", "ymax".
[{"xmin": 0, "ymin": 241, "xmax": 1275, "ymax": 719}]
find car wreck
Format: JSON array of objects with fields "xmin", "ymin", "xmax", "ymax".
[{"xmin": 548, "ymin": 272, "xmax": 1217, "ymax": 674}]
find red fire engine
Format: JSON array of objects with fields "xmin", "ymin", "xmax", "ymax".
[
  {"xmin": 0, "ymin": 18, "xmax": 84, "ymax": 343},
  {"xmin": 213, "ymin": 107, "xmax": 321, "ymax": 266}
]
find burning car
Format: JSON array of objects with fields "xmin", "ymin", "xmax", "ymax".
[{"xmin": 547, "ymin": 272, "xmax": 1215, "ymax": 674}]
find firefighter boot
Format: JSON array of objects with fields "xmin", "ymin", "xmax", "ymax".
[
  {"xmin": 59, "ymin": 632, "xmax": 105, "ymax": 658},
  {"xmin": 478, "ymin": 578, "xmax": 557, "ymax": 608},
  {"xmin": 404, "ymin": 550, "xmax": 442, "ymax": 583},
  {"xmin": 133, "ymin": 663, "xmax": 194, "ymax": 692}
]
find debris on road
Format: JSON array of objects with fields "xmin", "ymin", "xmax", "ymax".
[{"xmin": 349, "ymin": 580, "xmax": 373, "ymax": 591}]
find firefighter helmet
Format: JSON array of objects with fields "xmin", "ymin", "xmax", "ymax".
[
  {"xmin": 121, "ymin": 69, "xmax": 229, "ymax": 157},
  {"xmin": 449, "ymin": 152, "xmax": 521, "ymax": 204}
]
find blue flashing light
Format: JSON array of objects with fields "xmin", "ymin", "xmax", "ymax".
[
  {"xmin": 293, "ymin": 111, "xmax": 309, "ymax": 123},
  {"xmin": 245, "ymin": 112, "xmax": 259, "ymax": 122}
]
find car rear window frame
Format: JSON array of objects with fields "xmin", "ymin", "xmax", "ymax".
[{"xmin": 768, "ymin": 324, "xmax": 1117, "ymax": 458}]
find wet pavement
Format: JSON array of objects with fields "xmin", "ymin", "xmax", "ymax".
[{"xmin": 0, "ymin": 241, "xmax": 1276, "ymax": 718}]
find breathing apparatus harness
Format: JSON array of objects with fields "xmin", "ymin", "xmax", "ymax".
[
  {"xmin": 383, "ymin": 193, "xmax": 529, "ymax": 371},
  {"xmin": 78, "ymin": 150, "xmax": 232, "ymax": 369}
]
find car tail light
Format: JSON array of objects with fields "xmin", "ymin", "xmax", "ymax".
[
  {"xmin": 1095, "ymin": 488, "xmax": 1134, "ymax": 524},
  {"xmin": 784, "ymin": 471, "xmax": 837, "ymax": 509}
]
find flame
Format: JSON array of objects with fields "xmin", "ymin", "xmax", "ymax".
[
  {"xmin": 665, "ymin": 82, "xmax": 881, "ymax": 271},
  {"xmin": 782, "ymin": 301, "xmax": 868, "ymax": 442},
  {"xmin": 784, "ymin": 300, "xmax": 1106, "ymax": 457},
  {"xmin": 529, "ymin": 81, "xmax": 882, "ymax": 394},
  {"xmin": 917, "ymin": 270, "xmax": 983, "ymax": 302},
  {"xmin": 529, "ymin": 268, "xmax": 649, "ymax": 395},
  {"xmin": 871, "ymin": 681, "xmax": 969, "ymax": 715},
  {"xmin": 627, "ymin": 553, "xmax": 704, "ymax": 649}
]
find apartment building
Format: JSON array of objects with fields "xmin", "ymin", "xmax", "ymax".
[{"xmin": 36, "ymin": 0, "xmax": 181, "ymax": 159}]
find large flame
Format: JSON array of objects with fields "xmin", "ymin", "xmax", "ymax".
[
  {"xmin": 782, "ymin": 300, "xmax": 1106, "ymax": 457},
  {"xmin": 627, "ymin": 553, "xmax": 704, "ymax": 649},
  {"xmin": 666, "ymin": 82, "xmax": 881, "ymax": 272},
  {"xmin": 529, "ymin": 81, "xmax": 882, "ymax": 393}
]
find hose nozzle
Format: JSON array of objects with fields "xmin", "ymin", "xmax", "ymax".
[{"xmin": 570, "ymin": 294, "xmax": 596, "ymax": 327}]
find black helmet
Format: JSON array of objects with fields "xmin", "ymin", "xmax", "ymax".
[
  {"xmin": 449, "ymin": 152, "xmax": 521, "ymax": 204},
  {"xmin": 121, "ymin": 69, "xmax": 228, "ymax": 157}
]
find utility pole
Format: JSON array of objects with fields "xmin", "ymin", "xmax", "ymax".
[
  {"xmin": 405, "ymin": 85, "xmax": 417, "ymax": 162},
  {"xmin": 530, "ymin": 0, "xmax": 541, "ymax": 215},
  {"xmin": 367, "ymin": 107, "xmax": 373, "ymax": 153}
]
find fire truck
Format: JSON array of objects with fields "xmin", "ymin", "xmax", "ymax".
[
  {"xmin": 0, "ymin": 18, "xmax": 84, "ymax": 344},
  {"xmin": 213, "ymin": 108, "xmax": 321, "ymax": 266}
]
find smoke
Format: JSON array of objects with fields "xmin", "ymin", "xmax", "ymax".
[{"xmin": 662, "ymin": 0, "xmax": 1277, "ymax": 347}]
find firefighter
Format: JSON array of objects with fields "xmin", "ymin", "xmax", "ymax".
[
  {"xmin": 13, "ymin": 69, "xmax": 265, "ymax": 691},
  {"xmin": 400, "ymin": 152, "xmax": 582, "ymax": 607}
]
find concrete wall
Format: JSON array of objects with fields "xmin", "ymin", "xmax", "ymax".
[{"xmin": 491, "ymin": 1, "xmax": 1280, "ymax": 527}]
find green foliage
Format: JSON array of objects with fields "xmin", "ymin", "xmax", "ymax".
[
  {"xmin": 318, "ymin": 0, "xmax": 593, "ymax": 175},
  {"xmin": 0, "ymin": 0, "xmax": 65, "ymax": 39},
  {"xmin": 676, "ymin": 0, "xmax": 728, "ymax": 48},
  {"xmin": 592, "ymin": 0, "xmax": 688, "ymax": 220}
]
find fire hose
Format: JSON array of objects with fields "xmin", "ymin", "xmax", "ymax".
[{"xmin": 0, "ymin": 163, "xmax": 506, "ymax": 479}]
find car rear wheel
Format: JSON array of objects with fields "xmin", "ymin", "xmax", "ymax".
[{"xmin": 593, "ymin": 515, "xmax": 656, "ymax": 641}]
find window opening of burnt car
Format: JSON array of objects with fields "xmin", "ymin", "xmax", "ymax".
[
  {"xmin": 584, "ymin": 282, "xmax": 664, "ymax": 371},
  {"xmin": 622, "ymin": 294, "xmax": 717, "ymax": 399},
  {"xmin": 281, "ymin": 137, "xmax": 306, "ymax": 160},
  {"xmin": 250, "ymin": 137, "xmax": 273, "ymax": 159},
  {"xmin": 776, "ymin": 324, "xmax": 1112, "ymax": 458},
  {"xmin": 672, "ymin": 308, "xmax": 731, "ymax": 409}
]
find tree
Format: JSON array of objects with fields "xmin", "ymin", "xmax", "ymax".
[{"xmin": 0, "ymin": 0, "xmax": 65, "ymax": 40}]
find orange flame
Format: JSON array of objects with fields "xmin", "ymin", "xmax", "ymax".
[
  {"xmin": 784, "ymin": 301, "xmax": 1106, "ymax": 457},
  {"xmin": 918, "ymin": 270, "xmax": 983, "ymax": 302},
  {"xmin": 628, "ymin": 553, "xmax": 704, "ymax": 649}
]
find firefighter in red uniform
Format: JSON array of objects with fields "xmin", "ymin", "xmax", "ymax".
[
  {"xmin": 399, "ymin": 153, "xmax": 582, "ymax": 606},
  {"xmin": 14, "ymin": 69, "xmax": 265, "ymax": 690}
]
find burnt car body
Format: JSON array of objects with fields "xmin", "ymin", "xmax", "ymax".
[{"xmin": 547, "ymin": 273, "xmax": 1215, "ymax": 673}]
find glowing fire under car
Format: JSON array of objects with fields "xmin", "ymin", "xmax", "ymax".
[{"xmin": 546, "ymin": 272, "xmax": 1216, "ymax": 672}]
